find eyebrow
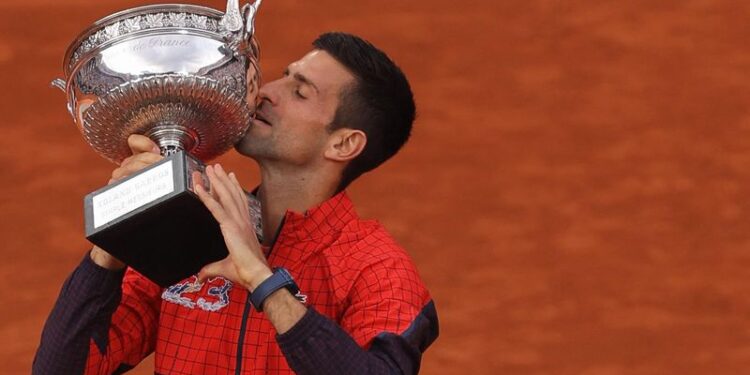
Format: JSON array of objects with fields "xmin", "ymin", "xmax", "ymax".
[{"xmin": 285, "ymin": 68, "xmax": 319, "ymax": 94}]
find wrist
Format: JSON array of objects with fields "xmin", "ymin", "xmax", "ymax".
[
  {"xmin": 249, "ymin": 268, "xmax": 300, "ymax": 312},
  {"xmin": 244, "ymin": 266, "xmax": 274, "ymax": 292},
  {"xmin": 90, "ymin": 246, "xmax": 126, "ymax": 271}
]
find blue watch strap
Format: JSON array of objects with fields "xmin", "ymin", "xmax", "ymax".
[{"xmin": 250, "ymin": 268, "xmax": 299, "ymax": 312}]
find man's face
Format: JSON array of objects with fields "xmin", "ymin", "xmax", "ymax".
[{"xmin": 236, "ymin": 50, "xmax": 355, "ymax": 166}]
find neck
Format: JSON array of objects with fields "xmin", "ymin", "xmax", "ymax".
[{"xmin": 256, "ymin": 163, "xmax": 340, "ymax": 246}]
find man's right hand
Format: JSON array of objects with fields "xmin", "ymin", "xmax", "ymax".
[
  {"xmin": 109, "ymin": 134, "xmax": 163, "ymax": 183},
  {"xmin": 91, "ymin": 134, "xmax": 163, "ymax": 271}
]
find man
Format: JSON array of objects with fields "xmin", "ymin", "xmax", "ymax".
[{"xmin": 34, "ymin": 32, "xmax": 438, "ymax": 374}]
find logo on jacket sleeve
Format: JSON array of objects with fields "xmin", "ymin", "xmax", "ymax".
[{"xmin": 294, "ymin": 291, "xmax": 308, "ymax": 304}]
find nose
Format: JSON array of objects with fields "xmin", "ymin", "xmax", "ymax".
[{"xmin": 257, "ymin": 77, "xmax": 281, "ymax": 106}]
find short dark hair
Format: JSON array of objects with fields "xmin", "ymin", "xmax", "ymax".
[{"xmin": 313, "ymin": 32, "xmax": 416, "ymax": 191}]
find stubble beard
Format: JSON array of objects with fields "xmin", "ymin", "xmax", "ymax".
[{"xmin": 235, "ymin": 132, "xmax": 281, "ymax": 163}]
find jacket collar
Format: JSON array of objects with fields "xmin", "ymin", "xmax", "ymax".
[
  {"xmin": 248, "ymin": 189, "xmax": 359, "ymax": 252},
  {"xmin": 276, "ymin": 190, "xmax": 358, "ymax": 243}
]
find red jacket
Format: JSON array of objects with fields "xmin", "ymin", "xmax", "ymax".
[{"xmin": 79, "ymin": 192, "xmax": 436, "ymax": 374}]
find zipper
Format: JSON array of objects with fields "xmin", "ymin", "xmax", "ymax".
[
  {"xmin": 234, "ymin": 215, "xmax": 286, "ymax": 374},
  {"xmin": 235, "ymin": 294, "xmax": 253, "ymax": 375}
]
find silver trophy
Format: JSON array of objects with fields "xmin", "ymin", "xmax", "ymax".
[{"xmin": 52, "ymin": 0, "xmax": 263, "ymax": 286}]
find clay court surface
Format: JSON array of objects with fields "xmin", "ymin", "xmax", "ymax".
[{"xmin": 1, "ymin": 0, "xmax": 749, "ymax": 373}]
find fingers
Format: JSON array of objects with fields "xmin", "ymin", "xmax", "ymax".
[
  {"xmin": 228, "ymin": 172, "xmax": 250, "ymax": 217},
  {"xmin": 110, "ymin": 135, "xmax": 162, "ymax": 184},
  {"xmin": 206, "ymin": 165, "xmax": 246, "ymax": 221},
  {"xmin": 191, "ymin": 170, "xmax": 206, "ymax": 191},
  {"xmin": 121, "ymin": 152, "xmax": 163, "ymax": 167},
  {"xmin": 197, "ymin": 258, "xmax": 233, "ymax": 284},
  {"xmin": 196, "ymin": 165, "xmax": 255, "ymax": 250},
  {"xmin": 128, "ymin": 134, "xmax": 160, "ymax": 155},
  {"xmin": 195, "ymin": 181, "xmax": 230, "ymax": 224},
  {"xmin": 110, "ymin": 152, "xmax": 163, "ymax": 182},
  {"xmin": 216, "ymin": 165, "xmax": 248, "ymax": 213}
]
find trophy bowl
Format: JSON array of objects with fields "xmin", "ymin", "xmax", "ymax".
[
  {"xmin": 51, "ymin": 0, "xmax": 264, "ymax": 287},
  {"xmin": 53, "ymin": 0, "xmax": 262, "ymax": 163}
]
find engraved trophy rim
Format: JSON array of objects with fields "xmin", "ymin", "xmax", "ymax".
[{"xmin": 62, "ymin": 3, "xmax": 224, "ymax": 77}]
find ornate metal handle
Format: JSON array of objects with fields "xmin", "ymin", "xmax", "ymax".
[
  {"xmin": 219, "ymin": 0, "xmax": 262, "ymax": 57},
  {"xmin": 244, "ymin": 0, "xmax": 262, "ymax": 37},
  {"xmin": 50, "ymin": 78, "xmax": 67, "ymax": 92},
  {"xmin": 50, "ymin": 78, "xmax": 75, "ymax": 119},
  {"xmin": 219, "ymin": 0, "xmax": 243, "ymax": 33}
]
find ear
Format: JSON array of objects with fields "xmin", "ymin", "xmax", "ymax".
[{"xmin": 324, "ymin": 128, "xmax": 367, "ymax": 162}]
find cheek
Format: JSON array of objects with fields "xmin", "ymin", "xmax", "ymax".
[
  {"xmin": 277, "ymin": 121, "xmax": 330, "ymax": 158},
  {"xmin": 274, "ymin": 100, "xmax": 334, "ymax": 147},
  {"xmin": 285, "ymin": 126, "xmax": 326, "ymax": 151},
  {"xmin": 282, "ymin": 105, "xmax": 331, "ymax": 138},
  {"xmin": 291, "ymin": 104, "xmax": 329, "ymax": 126}
]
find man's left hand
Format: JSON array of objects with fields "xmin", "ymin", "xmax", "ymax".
[{"xmin": 194, "ymin": 164, "xmax": 273, "ymax": 291}]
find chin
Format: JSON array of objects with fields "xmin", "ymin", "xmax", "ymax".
[
  {"xmin": 233, "ymin": 137, "xmax": 254, "ymax": 157},
  {"xmin": 235, "ymin": 138, "xmax": 274, "ymax": 162}
]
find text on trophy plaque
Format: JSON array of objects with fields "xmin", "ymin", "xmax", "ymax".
[{"xmin": 92, "ymin": 161, "xmax": 175, "ymax": 228}]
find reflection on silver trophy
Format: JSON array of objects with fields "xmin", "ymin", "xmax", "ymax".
[{"xmin": 52, "ymin": 0, "xmax": 263, "ymax": 287}]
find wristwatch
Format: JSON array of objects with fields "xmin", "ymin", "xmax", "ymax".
[{"xmin": 250, "ymin": 268, "xmax": 300, "ymax": 312}]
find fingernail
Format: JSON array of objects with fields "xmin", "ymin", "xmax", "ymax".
[{"xmin": 216, "ymin": 164, "xmax": 223, "ymax": 172}]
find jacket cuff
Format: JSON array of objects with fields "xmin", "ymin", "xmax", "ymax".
[
  {"xmin": 275, "ymin": 307, "xmax": 325, "ymax": 350},
  {"xmin": 72, "ymin": 250, "xmax": 127, "ymax": 293}
]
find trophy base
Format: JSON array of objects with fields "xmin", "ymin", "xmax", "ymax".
[{"xmin": 84, "ymin": 151, "xmax": 227, "ymax": 287}]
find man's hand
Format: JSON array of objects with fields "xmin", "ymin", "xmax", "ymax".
[
  {"xmin": 91, "ymin": 134, "xmax": 163, "ymax": 271},
  {"xmin": 194, "ymin": 164, "xmax": 273, "ymax": 291},
  {"xmin": 109, "ymin": 134, "xmax": 163, "ymax": 184},
  {"xmin": 195, "ymin": 164, "xmax": 306, "ymax": 332}
]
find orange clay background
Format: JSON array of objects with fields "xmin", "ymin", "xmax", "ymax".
[{"xmin": 1, "ymin": 0, "xmax": 748, "ymax": 374}]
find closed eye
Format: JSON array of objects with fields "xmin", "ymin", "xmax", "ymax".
[{"xmin": 283, "ymin": 67, "xmax": 319, "ymax": 96}]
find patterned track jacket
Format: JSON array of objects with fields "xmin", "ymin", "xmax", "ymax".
[{"xmin": 34, "ymin": 191, "xmax": 439, "ymax": 374}]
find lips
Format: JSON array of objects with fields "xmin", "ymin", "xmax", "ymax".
[{"xmin": 253, "ymin": 111, "xmax": 272, "ymax": 126}]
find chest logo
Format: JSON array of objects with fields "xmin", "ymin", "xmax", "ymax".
[{"xmin": 162, "ymin": 276, "xmax": 233, "ymax": 312}]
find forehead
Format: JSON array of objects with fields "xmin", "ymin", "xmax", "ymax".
[{"xmin": 289, "ymin": 50, "xmax": 355, "ymax": 94}]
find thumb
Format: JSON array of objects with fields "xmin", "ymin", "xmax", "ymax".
[
  {"xmin": 128, "ymin": 134, "xmax": 160, "ymax": 155},
  {"xmin": 197, "ymin": 258, "xmax": 232, "ymax": 283}
]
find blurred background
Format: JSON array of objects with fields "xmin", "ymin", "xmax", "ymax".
[{"xmin": 1, "ymin": 0, "xmax": 749, "ymax": 374}]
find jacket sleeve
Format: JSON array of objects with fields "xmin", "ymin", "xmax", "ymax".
[
  {"xmin": 33, "ymin": 252, "xmax": 162, "ymax": 375},
  {"xmin": 276, "ymin": 256, "xmax": 439, "ymax": 374}
]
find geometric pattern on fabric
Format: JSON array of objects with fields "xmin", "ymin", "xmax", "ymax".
[
  {"xmin": 82, "ymin": 191, "xmax": 433, "ymax": 374},
  {"xmin": 85, "ymin": 268, "xmax": 162, "ymax": 374}
]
